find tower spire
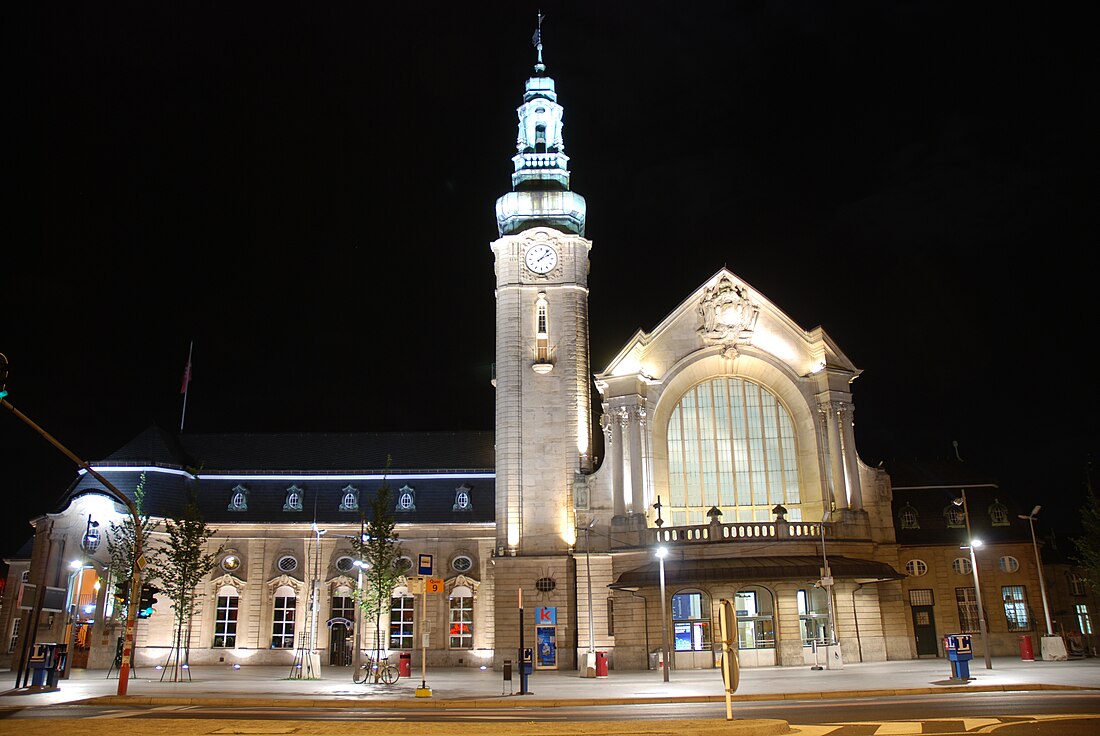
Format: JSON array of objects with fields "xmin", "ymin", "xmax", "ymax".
[{"xmin": 532, "ymin": 11, "xmax": 545, "ymax": 74}]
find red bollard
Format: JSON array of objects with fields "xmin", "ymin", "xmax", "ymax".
[{"xmin": 1018, "ymin": 635, "xmax": 1035, "ymax": 661}]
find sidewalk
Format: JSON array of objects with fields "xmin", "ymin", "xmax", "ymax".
[{"xmin": 3, "ymin": 655, "xmax": 1098, "ymax": 709}]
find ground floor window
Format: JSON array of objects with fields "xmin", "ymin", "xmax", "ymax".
[
  {"xmin": 1002, "ymin": 585, "xmax": 1030, "ymax": 632},
  {"xmin": 448, "ymin": 587, "xmax": 473, "ymax": 649},
  {"xmin": 390, "ymin": 595, "xmax": 415, "ymax": 649},
  {"xmin": 672, "ymin": 589, "xmax": 712, "ymax": 651},
  {"xmin": 797, "ymin": 588, "xmax": 830, "ymax": 645},
  {"xmin": 272, "ymin": 586, "xmax": 296, "ymax": 649},
  {"xmin": 213, "ymin": 586, "xmax": 239, "ymax": 648},
  {"xmin": 1077, "ymin": 603, "xmax": 1093, "ymax": 635},
  {"xmin": 735, "ymin": 586, "xmax": 775, "ymax": 649},
  {"xmin": 956, "ymin": 587, "xmax": 979, "ymax": 633}
]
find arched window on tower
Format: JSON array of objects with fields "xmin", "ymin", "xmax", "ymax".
[{"xmin": 534, "ymin": 293, "xmax": 551, "ymax": 373}]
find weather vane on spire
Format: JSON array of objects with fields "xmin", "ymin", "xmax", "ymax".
[{"xmin": 532, "ymin": 10, "xmax": 545, "ymax": 73}]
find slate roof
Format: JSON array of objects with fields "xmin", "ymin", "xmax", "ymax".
[
  {"xmin": 58, "ymin": 425, "xmax": 496, "ymax": 526},
  {"xmin": 884, "ymin": 458, "xmax": 1029, "ymax": 546}
]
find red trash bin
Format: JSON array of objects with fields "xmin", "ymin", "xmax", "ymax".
[
  {"xmin": 595, "ymin": 651, "xmax": 608, "ymax": 677},
  {"xmin": 399, "ymin": 651, "xmax": 412, "ymax": 676},
  {"xmin": 1018, "ymin": 635, "xmax": 1035, "ymax": 661}
]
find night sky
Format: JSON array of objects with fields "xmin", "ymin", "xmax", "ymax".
[{"xmin": 4, "ymin": 3, "xmax": 1096, "ymax": 558}]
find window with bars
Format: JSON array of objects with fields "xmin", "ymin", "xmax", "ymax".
[
  {"xmin": 448, "ymin": 595, "xmax": 473, "ymax": 649},
  {"xmin": 389, "ymin": 596, "xmax": 415, "ymax": 649},
  {"xmin": 956, "ymin": 587, "xmax": 980, "ymax": 633},
  {"xmin": 1002, "ymin": 585, "xmax": 1030, "ymax": 631},
  {"xmin": 271, "ymin": 587, "xmax": 296, "ymax": 648},
  {"xmin": 213, "ymin": 588, "xmax": 239, "ymax": 648}
]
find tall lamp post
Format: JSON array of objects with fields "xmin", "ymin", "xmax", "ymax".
[
  {"xmin": 819, "ymin": 511, "xmax": 838, "ymax": 669},
  {"xmin": 956, "ymin": 489, "xmax": 992, "ymax": 670},
  {"xmin": 656, "ymin": 546, "xmax": 670, "ymax": 682},
  {"xmin": 352, "ymin": 559, "xmax": 368, "ymax": 675},
  {"xmin": 1018, "ymin": 506, "xmax": 1053, "ymax": 637},
  {"xmin": 578, "ymin": 518, "xmax": 598, "ymax": 674}
]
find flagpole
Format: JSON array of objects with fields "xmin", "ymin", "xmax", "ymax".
[{"xmin": 179, "ymin": 340, "xmax": 193, "ymax": 433}]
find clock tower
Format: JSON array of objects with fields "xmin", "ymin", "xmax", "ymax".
[{"xmin": 490, "ymin": 23, "xmax": 593, "ymax": 667}]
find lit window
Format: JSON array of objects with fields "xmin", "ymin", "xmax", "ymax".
[
  {"xmin": 1002, "ymin": 585, "xmax": 1030, "ymax": 631},
  {"xmin": 944, "ymin": 506, "xmax": 965, "ymax": 528},
  {"xmin": 228, "ymin": 485, "xmax": 249, "ymax": 511},
  {"xmin": 898, "ymin": 504, "xmax": 920, "ymax": 530},
  {"xmin": 673, "ymin": 590, "xmax": 714, "ymax": 651},
  {"xmin": 448, "ymin": 589, "xmax": 474, "ymax": 649},
  {"xmin": 905, "ymin": 560, "xmax": 928, "ymax": 577},
  {"xmin": 451, "ymin": 555, "xmax": 473, "ymax": 573},
  {"xmin": 956, "ymin": 587, "xmax": 979, "ymax": 633},
  {"xmin": 952, "ymin": 557, "xmax": 973, "ymax": 575},
  {"xmin": 271, "ymin": 586, "xmax": 296, "ymax": 648},
  {"xmin": 339, "ymin": 485, "xmax": 359, "ymax": 512},
  {"xmin": 283, "ymin": 486, "xmax": 303, "ymax": 512},
  {"xmin": 797, "ymin": 587, "xmax": 830, "ymax": 646},
  {"xmin": 998, "ymin": 556, "xmax": 1020, "ymax": 573},
  {"xmin": 277, "ymin": 555, "xmax": 298, "ymax": 573},
  {"xmin": 535, "ymin": 293, "xmax": 550, "ymax": 364},
  {"xmin": 213, "ymin": 586, "xmax": 239, "ymax": 648},
  {"xmin": 389, "ymin": 596, "xmax": 415, "ymax": 649},
  {"xmin": 667, "ymin": 377, "xmax": 801, "ymax": 525},
  {"xmin": 1076, "ymin": 604, "xmax": 1093, "ymax": 635},
  {"xmin": 988, "ymin": 499, "xmax": 1009, "ymax": 526}
]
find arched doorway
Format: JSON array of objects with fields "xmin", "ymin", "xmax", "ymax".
[
  {"xmin": 329, "ymin": 585, "xmax": 355, "ymax": 666},
  {"xmin": 671, "ymin": 588, "xmax": 713, "ymax": 669}
]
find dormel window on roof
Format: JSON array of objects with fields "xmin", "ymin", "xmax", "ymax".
[
  {"xmin": 339, "ymin": 486, "xmax": 359, "ymax": 512},
  {"xmin": 397, "ymin": 485, "xmax": 416, "ymax": 512},
  {"xmin": 898, "ymin": 504, "xmax": 919, "ymax": 530},
  {"xmin": 453, "ymin": 484, "xmax": 473, "ymax": 512},
  {"xmin": 228, "ymin": 485, "xmax": 249, "ymax": 512},
  {"xmin": 988, "ymin": 499, "xmax": 1009, "ymax": 526},
  {"xmin": 944, "ymin": 505, "xmax": 965, "ymax": 528},
  {"xmin": 283, "ymin": 486, "xmax": 303, "ymax": 512}
]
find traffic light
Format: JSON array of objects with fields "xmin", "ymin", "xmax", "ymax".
[{"xmin": 137, "ymin": 583, "xmax": 160, "ymax": 618}]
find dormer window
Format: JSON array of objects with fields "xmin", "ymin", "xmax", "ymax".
[
  {"xmin": 988, "ymin": 499, "xmax": 1009, "ymax": 526},
  {"xmin": 944, "ymin": 505, "xmax": 965, "ymax": 528},
  {"xmin": 396, "ymin": 485, "xmax": 416, "ymax": 512},
  {"xmin": 228, "ymin": 485, "xmax": 249, "ymax": 512},
  {"xmin": 339, "ymin": 486, "xmax": 359, "ymax": 512},
  {"xmin": 898, "ymin": 504, "xmax": 920, "ymax": 530},
  {"xmin": 283, "ymin": 486, "xmax": 303, "ymax": 512},
  {"xmin": 453, "ymin": 484, "xmax": 472, "ymax": 512}
]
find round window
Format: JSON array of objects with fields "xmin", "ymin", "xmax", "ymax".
[
  {"xmin": 277, "ymin": 555, "xmax": 298, "ymax": 573},
  {"xmin": 452, "ymin": 555, "xmax": 473, "ymax": 573},
  {"xmin": 393, "ymin": 556, "xmax": 413, "ymax": 572},
  {"xmin": 904, "ymin": 559, "xmax": 928, "ymax": 577},
  {"xmin": 535, "ymin": 576, "xmax": 556, "ymax": 593},
  {"xmin": 998, "ymin": 556, "xmax": 1020, "ymax": 573},
  {"xmin": 336, "ymin": 556, "xmax": 355, "ymax": 573},
  {"xmin": 221, "ymin": 555, "xmax": 241, "ymax": 572},
  {"xmin": 952, "ymin": 557, "xmax": 973, "ymax": 575}
]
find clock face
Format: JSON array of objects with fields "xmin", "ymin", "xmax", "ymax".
[{"xmin": 524, "ymin": 244, "xmax": 558, "ymax": 274}]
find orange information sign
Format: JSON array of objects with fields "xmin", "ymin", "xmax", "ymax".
[{"xmin": 426, "ymin": 578, "xmax": 444, "ymax": 593}]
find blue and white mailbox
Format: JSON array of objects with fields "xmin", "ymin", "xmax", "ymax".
[{"xmin": 944, "ymin": 634, "xmax": 974, "ymax": 680}]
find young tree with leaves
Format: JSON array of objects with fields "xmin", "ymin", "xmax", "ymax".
[
  {"xmin": 350, "ymin": 461, "xmax": 404, "ymax": 674},
  {"xmin": 147, "ymin": 497, "xmax": 223, "ymax": 680},
  {"xmin": 106, "ymin": 471, "xmax": 157, "ymax": 619}
]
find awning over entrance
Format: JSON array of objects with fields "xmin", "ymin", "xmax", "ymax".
[{"xmin": 609, "ymin": 555, "xmax": 904, "ymax": 590}]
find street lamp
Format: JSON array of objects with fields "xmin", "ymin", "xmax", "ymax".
[
  {"xmin": 352, "ymin": 559, "xmax": 369, "ymax": 675},
  {"xmin": 819, "ymin": 511, "xmax": 838, "ymax": 669},
  {"xmin": 309, "ymin": 523, "xmax": 327, "ymax": 667},
  {"xmin": 655, "ymin": 546, "xmax": 670, "ymax": 682},
  {"xmin": 1018, "ymin": 505, "xmax": 1053, "ymax": 637},
  {"xmin": 954, "ymin": 491, "xmax": 992, "ymax": 670},
  {"xmin": 577, "ymin": 518, "xmax": 598, "ymax": 673}
]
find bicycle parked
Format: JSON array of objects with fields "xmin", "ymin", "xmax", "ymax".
[{"xmin": 353, "ymin": 653, "xmax": 399, "ymax": 685}]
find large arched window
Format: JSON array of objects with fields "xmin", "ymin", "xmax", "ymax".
[
  {"xmin": 667, "ymin": 377, "xmax": 801, "ymax": 525},
  {"xmin": 736, "ymin": 586, "xmax": 776, "ymax": 649},
  {"xmin": 213, "ymin": 585, "xmax": 239, "ymax": 648},
  {"xmin": 271, "ymin": 585, "xmax": 296, "ymax": 649}
]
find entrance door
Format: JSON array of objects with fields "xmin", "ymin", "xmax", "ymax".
[
  {"xmin": 912, "ymin": 606, "xmax": 938, "ymax": 656},
  {"xmin": 329, "ymin": 623, "xmax": 351, "ymax": 666}
]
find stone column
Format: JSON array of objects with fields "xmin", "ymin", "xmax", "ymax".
[
  {"xmin": 819, "ymin": 402, "xmax": 848, "ymax": 510},
  {"xmin": 628, "ymin": 404, "xmax": 646, "ymax": 516},
  {"xmin": 838, "ymin": 402, "xmax": 864, "ymax": 511}
]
